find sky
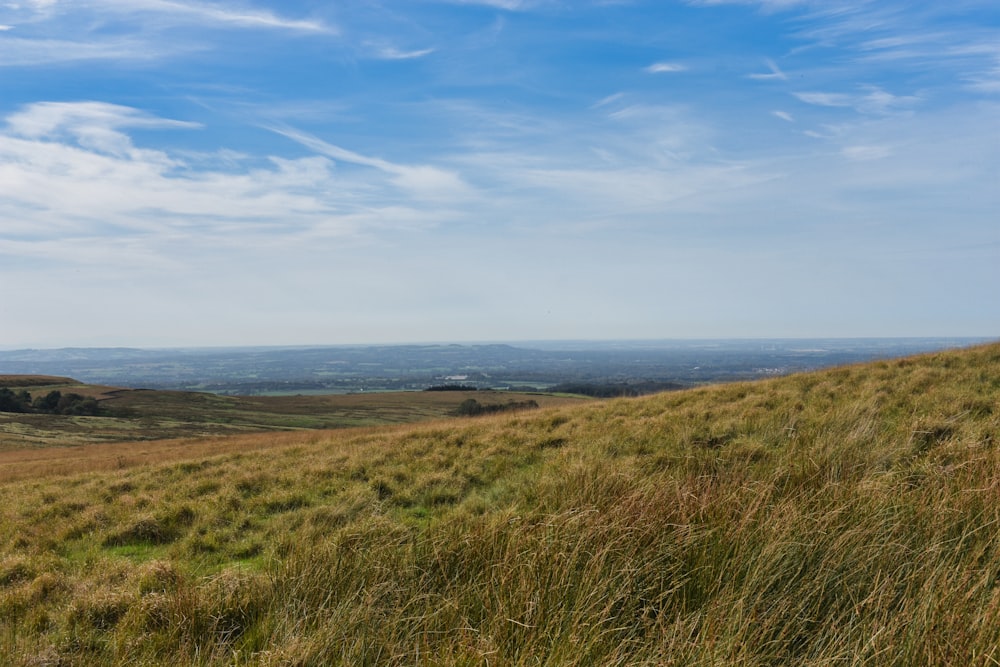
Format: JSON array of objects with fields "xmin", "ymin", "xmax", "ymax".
[{"xmin": 0, "ymin": 0, "xmax": 997, "ymax": 348}]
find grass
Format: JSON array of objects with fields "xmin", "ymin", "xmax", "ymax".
[
  {"xmin": 1, "ymin": 342, "xmax": 999, "ymax": 664},
  {"xmin": 0, "ymin": 380, "xmax": 585, "ymax": 450}
]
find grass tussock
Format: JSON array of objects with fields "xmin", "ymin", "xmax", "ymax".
[{"xmin": 1, "ymin": 343, "xmax": 1000, "ymax": 664}]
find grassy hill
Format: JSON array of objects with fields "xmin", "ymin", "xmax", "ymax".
[
  {"xmin": 1, "ymin": 343, "xmax": 999, "ymax": 665},
  {"xmin": 0, "ymin": 376, "xmax": 584, "ymax": 450}
]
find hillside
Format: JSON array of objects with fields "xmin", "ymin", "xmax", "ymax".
[
  {"xmin": 2, "ymin": 343, "xmax": 999, "ymax": 665},
  {"xmin": 0, "ymin": 376, "xmax": 585, "ymax": 451}
]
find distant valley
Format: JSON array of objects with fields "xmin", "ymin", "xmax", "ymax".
[{"xmin": 0, "ymin": 338, "xmax": 987, "ymax": 395}]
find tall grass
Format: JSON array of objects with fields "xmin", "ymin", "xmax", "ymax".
[{"xmin": 2, "ymin": 343, "xmax": 999, "ymax": 664}]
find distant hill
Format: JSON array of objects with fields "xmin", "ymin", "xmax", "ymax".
[
  {"xmin": 0, "ymin": 338, "xmax": 989, "ymax": 394},
  {"xmin": 0, "ymin": 374, "xmax": 78, "ymax": 387},
  {"xmin": 2, "ymin": 342, "xmax": 999, "ymax": 664}
]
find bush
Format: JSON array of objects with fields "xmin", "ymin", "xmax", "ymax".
[{"xmin": 455, "ymin": 398, "xmax": 539, "ymax": 417}]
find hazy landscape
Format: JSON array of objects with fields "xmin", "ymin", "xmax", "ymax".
[
  {"xmin": 3, "ymin": 341, "xmax": 1000, "ymax": 664},
  {"xmin": 0, "ymin": 338, "xmax": 981, "ymax": 394}
]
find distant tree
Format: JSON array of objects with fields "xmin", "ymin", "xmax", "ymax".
[
  {"xmin": 55, "ymin": 393, "xmax": 101, "ymax": 416},
  {"xmin": 0, "ymin": 387, "xmax": 26, "ymax": 413},
  {"xmin": 33, "ymin": 390, "xmax": 62, "ymax": 412}
]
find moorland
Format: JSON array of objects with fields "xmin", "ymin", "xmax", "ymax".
[
  {"xmin": 0, "ymin": 375, "xmax": 584, "ymax": 453},
  {"xmin": 2, "ymin": 342, "xmax": 1000, "ymax": 665}
]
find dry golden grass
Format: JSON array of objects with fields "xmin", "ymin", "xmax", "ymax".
[
  {"xmin": 0, "ymin": 426, "xmax": 385, "ymax": 483},
  {"xmin": 1, "ymin": 343, "xmax": 999, "ymax": 665}
]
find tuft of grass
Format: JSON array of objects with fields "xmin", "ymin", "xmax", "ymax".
[{"xmin": 0, "ymin": 343, "xmax": 999, "ymax": 664}]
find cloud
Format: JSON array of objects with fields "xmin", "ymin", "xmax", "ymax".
[
  {"xmin": 442, "ymin": 0, "xmax": 534, "ymax": 9},
  {"xmin": 842, "ymin": 144, "xmax": 891, "ymax": 161},
  {"xmin": 271, "ymin": 126, "xmax": 471, "ymax": 200},
  {"xmin": 794, "ymin": 87, "xmax": 921, "ymax": 115},
  {"xmin": 3, "ymin": 102, "xmax": 202, "ymax": 169},
  {"xmin": 0, "ymin": 102, "xmax": 386, "ymax": 260},
  {"xmin": 0, "ymin": 1, "xmax": 336, "ymax": 67},
  {"xmin": 964, "ymin": 49, "xmax": 1000, "ymax": 93},
  {"xmin": 370, "ymin": 45, "xmax": 436, "ymax": 60},
  {"xmin": 772, "ymin": 110, "xmax": 794, "ymax": 122},
  {"xmin": 686, "ymin": 0, "xmax": 807, "ymax": 10},
  {"xmin": 793, "ymin": 91, "xmax": 853, "ymax": 107},
  {"xmin": 83, "ymin": 0, "xmax": 336, "ymax": 33},
  {"xmin": 748, "ymin": 58, "xmax": 788, "ymax": 81},
  {"xmin": 6, "ymin": 101, "xmax": 200, "ymax": 138},
  {"xmin": 856, "ymin": 86, "xmax": 921, "ymax": 114},
  {"xmin": 592, "ymin": 92, "xmax": 626, "ymax": 108},
  {"xmin": 645, "ymin": 62, "xmax": 687, "ymax": 74},
  {"xmin": 0, "ymin": 36, "xmax": 179, "ymax": 66}
]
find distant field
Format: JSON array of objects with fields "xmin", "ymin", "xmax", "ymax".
[{"xmin": 0, "ymin": 376, "xmax": 589, "ymax": 451}]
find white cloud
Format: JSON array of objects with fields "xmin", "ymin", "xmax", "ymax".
[
  {"xmin": 793, "ymin": 87, "xmax": 921, "ymax": 115},
  {"xmin": 0, "ymin": 102, "xmax": 402, "ymax": 261},
  {"xmin": 593, "ymin": 92, "xmax": 626, "ymax": 108},
  {"xmin": 0, "ymin": 1, "xmax": 335, "ymax": 67},
  {"xmin": 793, "ymin": 91, "xmax": 853, "ymax": 107},
  {"xmin": 443, "ymin": 0, "xmax": 533, "ymax": 9},
  {"xmin": 748, "ymin": 58, "xmax": 788, "ymax": 81},
  {"xmin": 857, "ymin": 86, "xmax": 921, "ymax": 114},
  {"xmin": 686, "ymin": 0, "xmax": 807, "ymax": 10},
  {"xmin": 645, "ymin": 62, "xmax": 687, "ymax": 73},
  {"xmin": 6, "ymin": 101, "xmax": 200, "ymax": 139},
  {"xmin": 842, "ymin": 144, "xmax": 891, "ymax": 161},
  {"xmin": 89, "ymin": 0, "xmax": 336, "ymax": 33},
  {"xmin": 772, "ymin": 110, "xmax": 794, "ymax": 122},
  {"xmin": 271, "ymin": 126, "xmax": 471, "ymax": 200},
  {"xmin": 371, "ymin": 45, "xmax": 435, "ymax": 60},
  {"xmin": 0, "ymin": 36, "xmax": 178, "ymax": 66}
]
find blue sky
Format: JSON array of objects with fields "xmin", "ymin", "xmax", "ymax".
[{"xmin": 0, "ymin": 0, "xmax": 997, "ymax": 348}]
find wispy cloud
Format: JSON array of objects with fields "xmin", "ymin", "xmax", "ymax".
[
  {"xmin": 794, "ymin": 87, "xmax": 921, "ymax": 115},
  {"xmin": 6, "ymin": 101, "xmax": 200, "ymax": 139},
  {"xmin": 772, "ymin": 110, "xmax": 794, "ymax": 122},
  {"xmin": 592, "ymin": 92, "xmax": 626, "ymax": 108},
  {"xmin": 0, "ymin": 36, "xmax": 180, "ymax": 66},
  {"xmin": 83, "ymin": 0, "xmax": 335, "ymax": 33},
  {"xmin": 686, "ymin": 0, "xmax": 807, "ymax": 11},
  {"xmin": 442, "ymin": 0, "xmax": 534, "ymax": 9},
  {"xmin": 0, "ymin": 1, "xmax": 336, "ymax": 67},
  {"xmin": 369, "ymin": 45, "xmax": 436, "ymax": 60},
  {"xmin": 748, "ymin": 58, "xmax": 787, "ymax": 81},
  {"xmin": 0, "ymin": 102, "xmax": 373, "ymax": 252},
  {"xmin": 270, "ymin": 126, "xmax": 471, "ymax": 200},
  {"xmin": 793, "ymin": 91, "xmax": 853, "ymax": 108},
  {"xmin": 842, "ymin": 144, "xmax": 892, "ymax": 161},
  {"xmin": 645, "ymin": 62, "xmax": 687, "ymax": 74}
]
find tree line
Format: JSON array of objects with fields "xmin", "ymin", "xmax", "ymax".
[{"xmin": 0, "ymin": 388, "xmax": 103, "ymax": 416}]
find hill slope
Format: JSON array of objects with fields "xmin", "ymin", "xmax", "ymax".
[
  {"xmin": 2, "ymin": 343, "xmax": 999, "ymax": 665},
  {"xmin": 0, "ymin": 375, "xmax": 584, "ymax": 450}
]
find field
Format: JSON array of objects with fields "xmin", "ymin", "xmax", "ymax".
[
  {"xmin": 2, "ymin": 343, "xmax": 1000, "ymax": 664},
  {"xmin": 0, "ymin": 377, "xmax": 586, "ymax": 451}
]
